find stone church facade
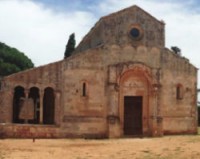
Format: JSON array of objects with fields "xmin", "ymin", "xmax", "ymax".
[{"xmin": 0, "ymin": 6, "xmax": 198, "ymax": 138}]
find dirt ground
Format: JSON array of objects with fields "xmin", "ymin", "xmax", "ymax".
[{"xmin": 1, "ymin": 134, "xmax": 200, "ymax": 159}]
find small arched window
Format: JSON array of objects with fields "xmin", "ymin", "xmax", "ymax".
[
  {"xmin": 176, "ymin": 84, "xmax": 183, "ymax": 100},
  {"xmin": 82, "ymin": 82, "xmax": 87, "ymax": 97}
]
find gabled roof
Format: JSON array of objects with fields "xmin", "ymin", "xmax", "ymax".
[
  {"xmin": 100, "ymin": 5, "xmax": 164, "ymax": 25},
  {"xmin": 74, "ymin": 5, "xmax": 165, "ymax": 54}
]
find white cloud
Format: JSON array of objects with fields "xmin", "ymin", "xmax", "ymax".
[
  {"xmin": 0, "ymin": 0, "xmax": 200, "ymax": 89},
  {"xmin": 95, "ymin": 0, "xmax": 200, "ymax": 65},
  {"xmin": 0, "ymin": 0, "xmax": 95, "ymax": 66},
  {"xmin": 95, "ymin": 0, "xmax": 200, "ymax": 88}
]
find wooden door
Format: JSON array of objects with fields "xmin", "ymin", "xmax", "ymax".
[{"xmin": 124, "ymin": 96, "xmax": 143, "ymax": 136}]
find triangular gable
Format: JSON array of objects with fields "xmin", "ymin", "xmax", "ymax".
[{"xmin": 74, "ymin": 5, "xmax": 165, "ymax": 54}]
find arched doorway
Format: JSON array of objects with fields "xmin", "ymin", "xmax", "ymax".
[
  {"xmin": 13, "ymin": 86, "xmax": 25, "ymax": 123},
  {"xmin": 28, "ymin": 87, "xmax": 40, "ymax": 124},
  {"xmin": 43, "ymin": 87, "xmax": 55, "ymax": 124},
  {"xmin": 119, "ymin": 69, "xmax": 150, "ymax": 136}
]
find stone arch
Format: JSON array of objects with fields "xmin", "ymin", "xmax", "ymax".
[
  {"xmin": 28, "ymin": 87, "xmax": 40, "ymax": 124},
  {"xmin": 116, "ymin": 63, "xmax": 159, "ymax": 136},
  {"xmin": 116, "ymin": 62, "xmax": 156, "ymax": 86},
  {"xmin": 107, "ymin": 62, "xmax": 161, "ymax": 137},
  {"xmin": 119, "ymin": 68, "xmax": 151, "ymax": 136},
  {"xmin": 43, "ymin": 87, "xmax": 55, "ymax": 124},
  {"xmin": 12, "ymin": 86, "xmax": 25, "ymax": 123}
]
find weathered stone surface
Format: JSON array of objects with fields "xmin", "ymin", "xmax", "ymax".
[{"xmin": 0, "ymin": 5, "xmax": 197, "ymax": 138}]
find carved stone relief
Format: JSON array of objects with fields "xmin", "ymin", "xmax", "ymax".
[{"xmin": 122, "ymin": 78, "xmax": 145, "ymax": 89}]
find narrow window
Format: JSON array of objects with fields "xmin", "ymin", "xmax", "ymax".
[
  {"xmin": 176, "ymin": 84, "xmax": 183, "ymax": 100},
  {"xmin": 82, "ymin": 82, "xmax": 86, "ymax": 97}
]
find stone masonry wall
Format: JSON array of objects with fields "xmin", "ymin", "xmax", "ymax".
[
  {"xmin": 0, "ymin": 61, "xmax": 63, "ymax": 124},
  {"xmin": 61, "ymin": 45, "xmax": 162, "ymax": 137},
  {"xmin": 75, "ymin": 6, "xmax": 165, "ymax": 53},
  {"xmin": 1, "ymin": 61, "xmax": 63, "ymax": 90},
  {"xmin": 160, "ymin": 49, "xmax": 197, "ymax": 134},
  {"xmin": 0, "ymin": 124, "xmax": 61, "ymax": 138}
]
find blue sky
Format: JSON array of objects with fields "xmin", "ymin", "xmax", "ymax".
[
  {"xmin": 0, "ymin": 0, "xmax": 200, "ymax": 77},
  {"xmin": 33, "ymin": 0, "xmax": 200, "ymax": 9},
  {"xmin": 33, "ymin": 0, "xmax": 200, "ymax": 13},
  {"xmin": 0, "ymin": 0, "xmax": 200, "ymax": 96},
  {"xmin": 33, "ymin": 0, "xmax": 99, "ymax": 13}
]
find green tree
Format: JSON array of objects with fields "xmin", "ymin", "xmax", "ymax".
[
  {"xmin": 64, "ymin": 33, "xmax": 76, "ymax": 59},
  {"xmin": 0, "ymin": 42, "xmax": 34, "ymax": 76}
]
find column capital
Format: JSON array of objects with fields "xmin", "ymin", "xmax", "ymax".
[
  {"xmin": 39, "ymin": 89, "xmax": 44, "ymax": 95},
  {"xmin": 24, "ymin": 89, "xmax": 29, "ymax": 98}
]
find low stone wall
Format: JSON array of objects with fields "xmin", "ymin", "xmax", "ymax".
[
  {"xmin": 0, "ymin": 123, "xmax": 61, "ymax": 138},
  {"xmin": 61, "ymin": 117, "xmax": 108, "ymax": 139},
  {"xmin": 0, "ymin": 122, "xmax": 108, "ymax": 139}
]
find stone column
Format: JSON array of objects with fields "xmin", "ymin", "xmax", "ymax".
[
  {"xmin": 24, "ymin": 89, "xmax": 29, "ymax": 124},
  {"xmin": 54, "ymin": 91, "xmax": 61, "ymax": 125},
  {"xmin": 108, "ymin": 84, "xmax": 119, "ymax": 116},
  {"xmin": 107, "ymin": 66, "xmax": 121, "ymax": 138},
  {"xmin": 107, "ymin": 84, "xmax": 121, "ymax": 138},
  {"xmin": 39, "ymin": 89, "xmax": 44, "ymax": 124},
  {"xmin": 157, "ymin": 84, "xmax": 163, "ymax": 136},
  {"xmin": 150, "ymin": 84, "xmax": 158, "ymax": 136},
  {"xmin": 151, "ymin": 84, "xmax": 163, "ymax": 136},
  {"xmin": 24, "ymin": 89, "xmax": 29, "ymax": 98}
]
